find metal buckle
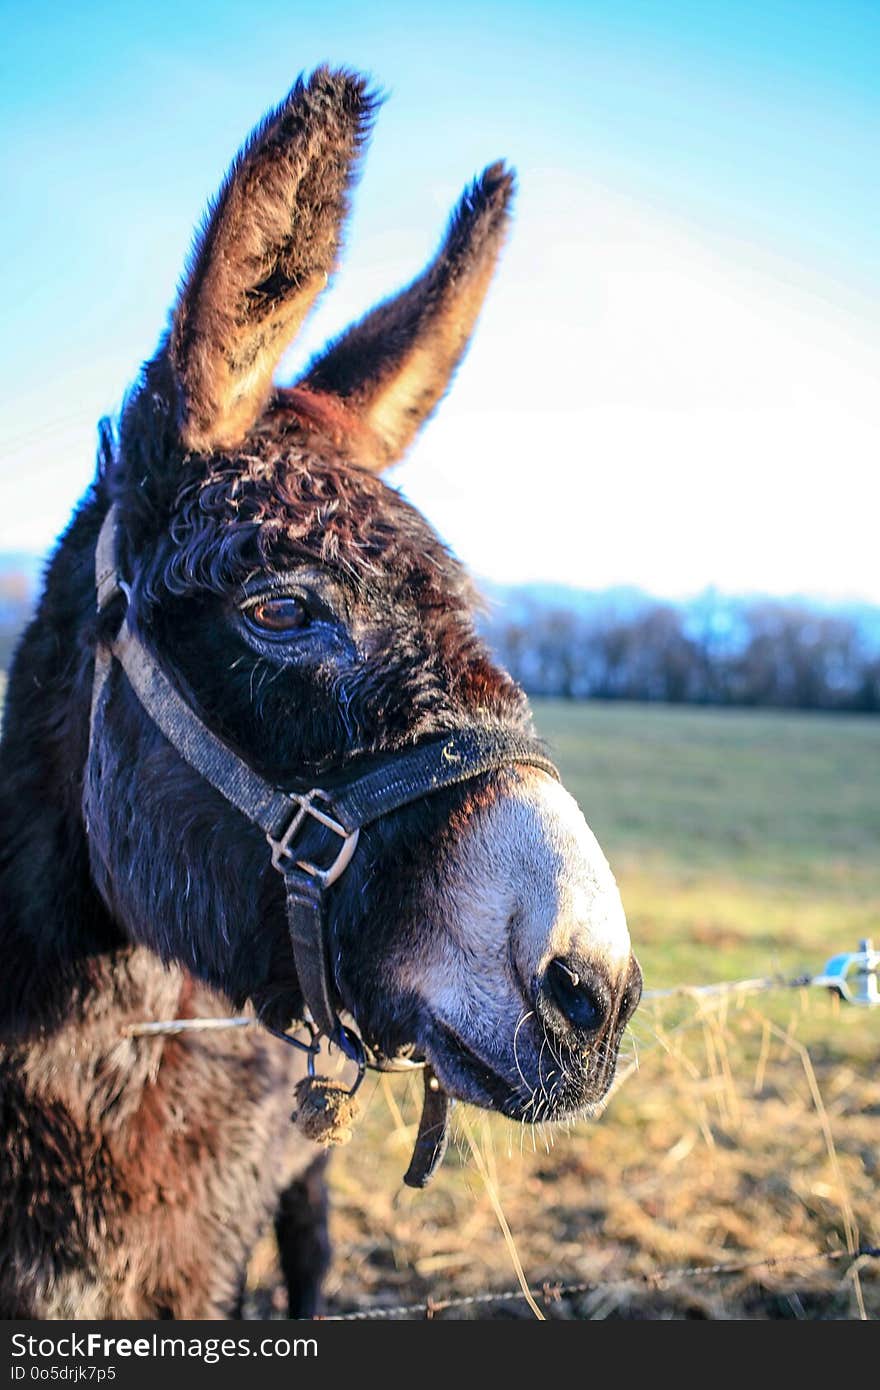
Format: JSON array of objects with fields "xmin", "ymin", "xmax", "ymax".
[
  {"xmin": 331, "ymin": 1023, "xmax": 367, "ymax": 1095},
  {"xmin": 267, "ymin": 789, "xmax": 360, "ymax": 888},
  {"xmin": 266, "ymin": 1019, "xmax": 366, "ymax": 1095}
]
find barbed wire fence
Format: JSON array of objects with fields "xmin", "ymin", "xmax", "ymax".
[
  {"xmin": 123, "ymin": 939, "xmax": 880, "ymax": 1041},
  {"xmin": 319, "ymin": 1246, "xmax": 880, "ymax": 1320},
  {"xmin": 124, "ymin": 939, "xmax": 880, "ymax": 1321}
]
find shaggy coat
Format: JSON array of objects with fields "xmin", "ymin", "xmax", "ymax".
[{"xmin": 0, "ymin": 70, "xmax": 639, "ymax": 1319}]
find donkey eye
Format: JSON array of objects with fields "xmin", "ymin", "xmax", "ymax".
[{"xmin": 248, "ymin": 597, "xmax": 309, "ymax": 632}]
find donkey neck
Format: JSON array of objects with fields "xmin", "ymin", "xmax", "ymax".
[{"xmin": 0, "ymin": 497, "xmax": 129, "ymax": 1036}]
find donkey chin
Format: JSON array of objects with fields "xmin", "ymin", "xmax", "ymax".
[{"xmin": 394, "ymin": 770, "xmax": 642, "ymax": 1124}]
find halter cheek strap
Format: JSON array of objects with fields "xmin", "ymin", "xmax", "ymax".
[{"xmin": 87, "ymin": 505, "xmax": 560, "ymax": 1058}]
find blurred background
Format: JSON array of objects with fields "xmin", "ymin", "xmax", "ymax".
[
  {"xmin": 2, "ymin": 0, "xmax": 878, "ymax": 1318},
  {"xmin": 3, "ymin": 0, "xmax": 880, "ymax": 695}
]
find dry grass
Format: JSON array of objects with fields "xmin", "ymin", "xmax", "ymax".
[
  {"xmin": 245, "ymin": 702, "xmax": 880, "ymax": 1320},
  {"xmin": 300, "ymin": 989, "xmax": 878, "ymax": 1320}
]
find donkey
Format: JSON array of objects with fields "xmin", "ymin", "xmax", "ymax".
[{"xmin": 0, "ymin": 70, "xmax": 641, "ymax": 1320}]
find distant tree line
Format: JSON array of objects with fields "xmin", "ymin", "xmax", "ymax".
[
  {"xmin": 481, "ymin": 597, "xmax": 880, "ymax": 712},
  {"xmin": 3, "ymin": 567, "xmax": 879, "ymax": 712}
]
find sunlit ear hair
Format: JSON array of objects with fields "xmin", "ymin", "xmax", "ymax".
[
  {"xmin": 299, "ymin": 162, "xmax": 515, "ymax": 469},
  {"xmin": 166, "ymin": 68, "xmax": 376, "ymax": 454}
]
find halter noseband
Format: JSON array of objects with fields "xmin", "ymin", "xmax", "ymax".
[{"xmin": 86, "ymin": 504, "xmax": 559, "ymax": 1180}]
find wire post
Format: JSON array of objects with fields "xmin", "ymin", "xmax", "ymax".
[{"xmin": 812, "ymin": 939, "xmax": 879, "ymax": 1007}]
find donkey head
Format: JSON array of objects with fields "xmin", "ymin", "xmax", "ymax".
[{"xmin": 88, "ymin": 70, "xmax": 641, "ymax": 1125}]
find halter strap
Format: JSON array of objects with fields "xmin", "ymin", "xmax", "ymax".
[{"xmin": 104, "ymin": 613, "xmax": 557, "ymax": 842}]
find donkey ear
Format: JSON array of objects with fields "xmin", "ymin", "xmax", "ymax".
[
  {"xmin": 299, "ymin": 163, "xmax": 515, "ymax": 468},
  {"xmin": 167, "ymin": 69, "xmax": 375, "ymax": 454}
]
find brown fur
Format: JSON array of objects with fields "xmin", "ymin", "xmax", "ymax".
[
  {"xmin": 168, "ymin": 73, "xmax": 512, "ymax": 466},
  {"xmin": 4, "ymin": 952, "xmax": 317, "ymax": 1318},
  {"xmin": 170, "ymin": 70, "xmax": 375, "ymax": 453},
  {"xmin": 0, "ymin": 68, "xmax": 524, "ymax": 1319},
  {"xmin": 274, "ymin": 386, "xmax": 387, "ymax": 468},
  {"xmin": 304, "ymin": 161, "xmax": 514, "ymax": 464}
]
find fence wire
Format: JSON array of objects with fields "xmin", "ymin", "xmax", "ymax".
[
  {"xmin": 124, "ymin": 962, "xmax": 866, "ymax": 1038},
  {"xmin": 321, "ymin": 1246, "xmax": 880, "ymax": 1320}
]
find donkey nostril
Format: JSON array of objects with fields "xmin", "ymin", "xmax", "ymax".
[
  {"xmin": 619, "ymin": 957, "xmax": 643, "ymax": 1026},
  {"xmin": 544, "ymin": 957, "xmax": 610, "ymax": 1035}
]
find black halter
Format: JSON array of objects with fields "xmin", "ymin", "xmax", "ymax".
[{"xmin": 87, "ymin": 504, "xmax": 559, "ymax": 1179}]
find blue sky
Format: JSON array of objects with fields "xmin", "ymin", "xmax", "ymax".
[{"xmin": 2, "ymin": 1, "xmax": 878, "ymax": 598}]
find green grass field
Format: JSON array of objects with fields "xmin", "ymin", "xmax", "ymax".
[
  {"xmin": 535, "ymin": 700, "xmax": 880, "ymax": 1019},
  {"xmin": 540, "ymin": 699, "xmax": 880, "ymax": 884},
  {"xmin": 313, "ymin": 702, "xmax": 880, "ymax": 1320}
]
